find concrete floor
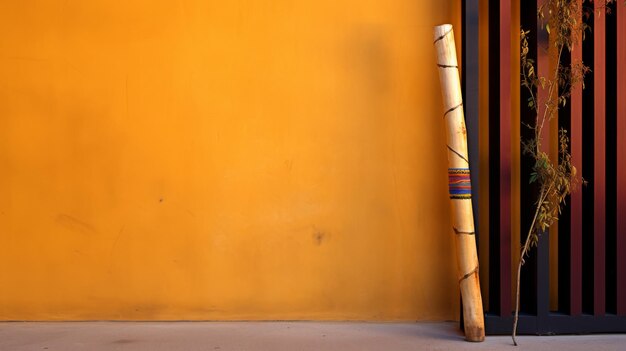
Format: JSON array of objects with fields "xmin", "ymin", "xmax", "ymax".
[{"xmin": 1, "ymin": 322, "xmax": 625, "ymax": 351}]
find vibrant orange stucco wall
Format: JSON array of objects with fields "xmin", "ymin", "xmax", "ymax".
[{"xmin": 0, "ymin": 1, "xmax": 461, "ymax": 320}]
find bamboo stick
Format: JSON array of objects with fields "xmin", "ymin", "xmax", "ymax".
[{"xmin": 433, "ymin": 24, "xmax": 485, "ymax": 342}]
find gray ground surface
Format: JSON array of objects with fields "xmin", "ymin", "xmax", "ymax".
[{"xmin": 0, "ymin": 321, "xmax": 624, "ymax": 350}]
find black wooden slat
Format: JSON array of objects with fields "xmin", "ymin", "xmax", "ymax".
[{"xmin": 462, "ymin": 0, "xmax": 480, "ymax": 235}]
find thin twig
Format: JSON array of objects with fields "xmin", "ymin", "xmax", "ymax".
[{"xmin": 512, "ymin": 183, "xmax": 553, "ymax": 346}]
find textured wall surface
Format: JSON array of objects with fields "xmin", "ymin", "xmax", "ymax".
[{"xmin": 0, "ymin": 0, "xmax": 461, "ymax": 320}]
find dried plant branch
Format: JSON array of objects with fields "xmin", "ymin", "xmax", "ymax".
[{"xmin": 512, "ymin": 0, "xmax": 598, "ymax": 345}]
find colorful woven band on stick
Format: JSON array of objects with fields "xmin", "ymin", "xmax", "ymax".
[{"xmin": 448, "ymin": 168, "xmax": 471, "ymax": 199}]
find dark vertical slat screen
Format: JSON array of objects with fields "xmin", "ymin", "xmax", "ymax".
[
  {"xmin": 519, "ymin": 0, "xmax": 537, "ymax": 319},
  {"xmin": 499, "ymin": 0, "xmax": 512, "ymax": 317},
  {"xmin": 463, "ymin": 0, "xmax": 480, "ymax": 240},
  {"xmin": 488, "ymin": 0, "xmax": 511, "ymax": 317},
  {"xmin": 605, "ymin": 0, "xmax": 618, "ymax": 315},
  {"xmin": 593, "ymin": 2, "xmax": 606, "ymax": 317},
  {"xmin": 488, "ymin": 0, "xmax": 501, "ymax": 316},
  {"xmin": 535, "ymin": 0, "xmax": 550, "ymax": 324},
  {"xmin": 480, "ymin": 0, "xmax": 626, "ymax": 334},
  {"xmin": 617, "ymin": 1, "xmax": 626, "ymax": 317},
  {"xmin": 569, "ymin": 0, "xmax": 583, "ymax": 317}
]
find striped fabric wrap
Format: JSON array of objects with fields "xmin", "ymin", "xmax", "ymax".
[{"xmin": 448, "ymin": 168, "xmax": 472, "ymax": 199}]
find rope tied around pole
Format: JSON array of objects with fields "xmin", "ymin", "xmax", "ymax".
[{"xmin": 448, "ymin": 168, "xmax": 472, "ymax": 198}]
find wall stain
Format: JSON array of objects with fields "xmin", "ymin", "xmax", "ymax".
[
  {"xmin": 107, "ymin": 225, "xmax": 126, "ymax": 273},
  {"xmin": 312, "ymin": 227, "xmax": 327, "ymax": 246},
  {"xmin": 112, "ymin": 339, "xmax": 136, "ymax": 344},
  {"xmin": 284, "ymin": 159, "xmax": 293, "ymax": 172},
  {"xmin": 343, "ymin": 27, "xmax": 390, "ymax": 96},
  {"xmin": 111, "ymin": 226, "xmax": 125, "ymax": 254},
  {"xmin": 56, "ymin": 214, "xmax": 98, "ymax": 235},
  {"xmin": 125, "ymin": 74, "xmax": 130, "ymax": 119}
]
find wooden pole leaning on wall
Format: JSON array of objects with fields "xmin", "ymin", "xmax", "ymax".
[{"xmin": 433, "ymin": 24, "xmax": 485, "ymax": 342}]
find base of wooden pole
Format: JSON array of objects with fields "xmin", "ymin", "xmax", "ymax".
[{"xmin": 464, "ymin": 326, "xmax": 485, "ymax": 342}]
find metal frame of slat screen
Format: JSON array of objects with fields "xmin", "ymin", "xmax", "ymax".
[{"xmin": 461, "ymin": 0, "xmax": 626, "ymax": 334}]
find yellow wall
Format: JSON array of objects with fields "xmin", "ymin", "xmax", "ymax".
[{"xmin": 0, "ymin": 0, "xmax": 460, "ymax": 320}]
